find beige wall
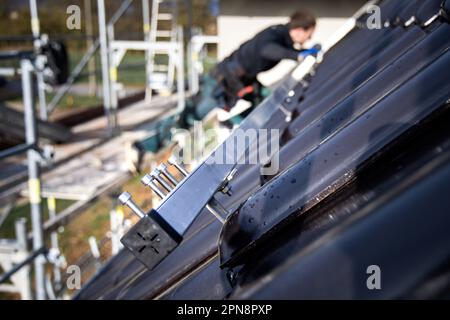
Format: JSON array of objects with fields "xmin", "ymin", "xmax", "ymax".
[
  {"xmin": 218, "ymin": 16, "xmax": 350, "ymax": 59},
  {"xmin": 217, "ymin": 0, "xmax": 367, "ymax": 85}
]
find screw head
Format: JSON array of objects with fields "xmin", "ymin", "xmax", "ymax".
[
  {"xmin": 168, "ymin": 155, "xmax": 179, "ymax": 165},
  {"xmin": 157, "ymin": 163, "xmax": 168, "ymax": 171},
  {"xmin": 151, "ymin": 168, "xmax": 162, "ymax": 178},
  {"xmin": 118, "ymin": 191, "xmax": 131, "ymax": 205},
  {"xmin": 141, "ymin": 174, "xmax": 153, "ymax": 186}
]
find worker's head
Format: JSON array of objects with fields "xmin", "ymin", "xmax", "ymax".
[{"xmin": 288, "ymin": 10, "xmax": 316, "ymax": 45}]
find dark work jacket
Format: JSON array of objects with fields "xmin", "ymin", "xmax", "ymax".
[
  {"xmin": 212, "ymin": 24, "xmax": 302, "ymax": 109},
  {"xmin": 223, "ymin": 24, "xmax": 301, "ymax": 82}
]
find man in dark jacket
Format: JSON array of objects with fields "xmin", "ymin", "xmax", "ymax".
[{"xmin": 213, "ymin": 10, "xmax": 318, "ymax": 110}]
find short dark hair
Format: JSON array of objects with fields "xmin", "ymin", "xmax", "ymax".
[{"xmin": 289, "ymin": 10, "xmax": 316, "ymax": 30}]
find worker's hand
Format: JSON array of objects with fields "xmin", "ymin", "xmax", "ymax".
[{"xmin": 298, "ymin": 44, "xmax": 322, "ymax": 61}]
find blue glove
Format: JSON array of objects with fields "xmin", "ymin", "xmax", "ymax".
[{"xmin": 298, "ymin": 44, "xmax": 322, "ymax": 59}]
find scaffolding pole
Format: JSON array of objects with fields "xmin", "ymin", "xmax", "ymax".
[
  {"xmin": 21, "ymin": 58, "xmax": 46, "ymax": 300},
  {"xmin": 143, "ymin": 0, "xmax": 152, "ymax": 98},
  {"xmin": 84, "ymin": 0, "xmax": 97, "ymax": 97},
  {"xmin": 97, "ymin": 0, "xmax": 115, "ymax": 135},
  {"xmin": 47, "ymin": 197, "xmax": 61, "ymax": 290},
  {"xmin": 29, "ymin": 0, "xmax": 48, "ymax": 121},
  {"xmin": 107, "ymin": 23, "xmax": 119, "ymax": 131}
]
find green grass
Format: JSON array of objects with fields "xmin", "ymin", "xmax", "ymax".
[
  {"xmin": 8, "ymin": 92, "xmax": 102, "ymax": 115},
  {"xmin": 0, "ymin": 198, "xmax": 75, "ymax": 239},
  {"xmin": 118, "ymin": 54, "xmax": 147, "ymax": 86},
  {"xmin": 70, "ymin": 51, "xmax": 147, "ymax": 87},
  {"xmin": 70, "ymin": 50, "xmax": 218, "ymax": 87},
  {"xmin": 42, "ymin": 52, "xmax": 147, "ymax": 113},
  {"xmin": 86, "ymin": 199, "xmax": 111, "ymax": 233}
]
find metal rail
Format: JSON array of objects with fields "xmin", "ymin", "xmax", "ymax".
[
  {"xmin": 0, "ymin": 144, "xmax": 34, "ymax": 161},
  {"xmin": 0, "ymin": 247, "xmax": 47, "ymax": 285}
]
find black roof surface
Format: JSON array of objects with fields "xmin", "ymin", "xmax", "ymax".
[{"xmin": 75, "ymin": 0, "xmax": 450, "ymax": 300}]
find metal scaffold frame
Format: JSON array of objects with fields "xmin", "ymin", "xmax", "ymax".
[
  {"xmin": 0, "ymin": 0, "xmax": 200, "ymax": 300},
  {"xmin": 97, "ymin": 0, "xmax": 186, "ymax": 131},
  {"xmin": 0, "ymin": 56, "xmax": 141, "ymax": 300},
  {"xmin": 0, "ymin": 53, "xmax": 46, "ymax": 300},
  {"xmin": 188, "ymin": 33, "xmax": 219, "ymax": 94},
  {"xmin": 0, "ymin": 219, "xmax": 32, "ymax": 299},
  {"xmin": 0, "ymin": 1, "xmax": 151, "ymax": 299},
  {"xmin": 29, "ymin": 0, "xmax": 48, "ymax": 121}
]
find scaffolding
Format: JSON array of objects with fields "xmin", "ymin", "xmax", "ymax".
[
  {"xmin": 97, "ymin": 0, "xmax": 186, "ymax": 122},
  {"xmin": 188, "ymin": 33, "xmax": 219, "ymax": 94},
  {"xmin": 0, "ymin": 53, "xmax": 47, "ymax": 300},
  {"xmin": 0, "ymin": 0, "xmax": 203, "ymax": 300}
]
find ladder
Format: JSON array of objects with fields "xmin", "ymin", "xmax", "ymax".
[{"xmin": 146, "ymin": 0, "xmax": 179, "ymax": 97}]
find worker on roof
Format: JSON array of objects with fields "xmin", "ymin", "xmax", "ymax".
[
  {"xmin": 213, "ymin": 10, "xmax": 319, "ymax": 112},
  {"xmin": 182, "ymin": 10, "xmax": 319, "ymax": 127}
]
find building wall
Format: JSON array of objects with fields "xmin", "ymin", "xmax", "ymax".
[{"xmin": 217, "ymin": 0, "xmax": 367, "ymax": 85}]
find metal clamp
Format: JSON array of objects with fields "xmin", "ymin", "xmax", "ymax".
[
  {"xmin": 423, "ymin": 13, "xmax": 440, "ymax": 27},
  {"xmin": 279, "ymin": 90, "xmax": 297, "ymax": 122},
  {"xmin": 219, "ymin": 168, "xmax": 236, "ymax": 196},
  {"xmin": 121, "ymin": 156, "xmax": 228, "ymax": 226},
  {"xmin": 423, "ymin": 2, "xmax": 450, "ymax": 27},
  {"xmin": 167, "ymin": 157, "xmax": 227, "ymax": 224},
  {"xmin": 118, "ymin": 156, "xmax": 228, "ymax": 270},
  {"xmin": 404, "ymin": 16, "xmax": 417, "ymax": 28}
]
